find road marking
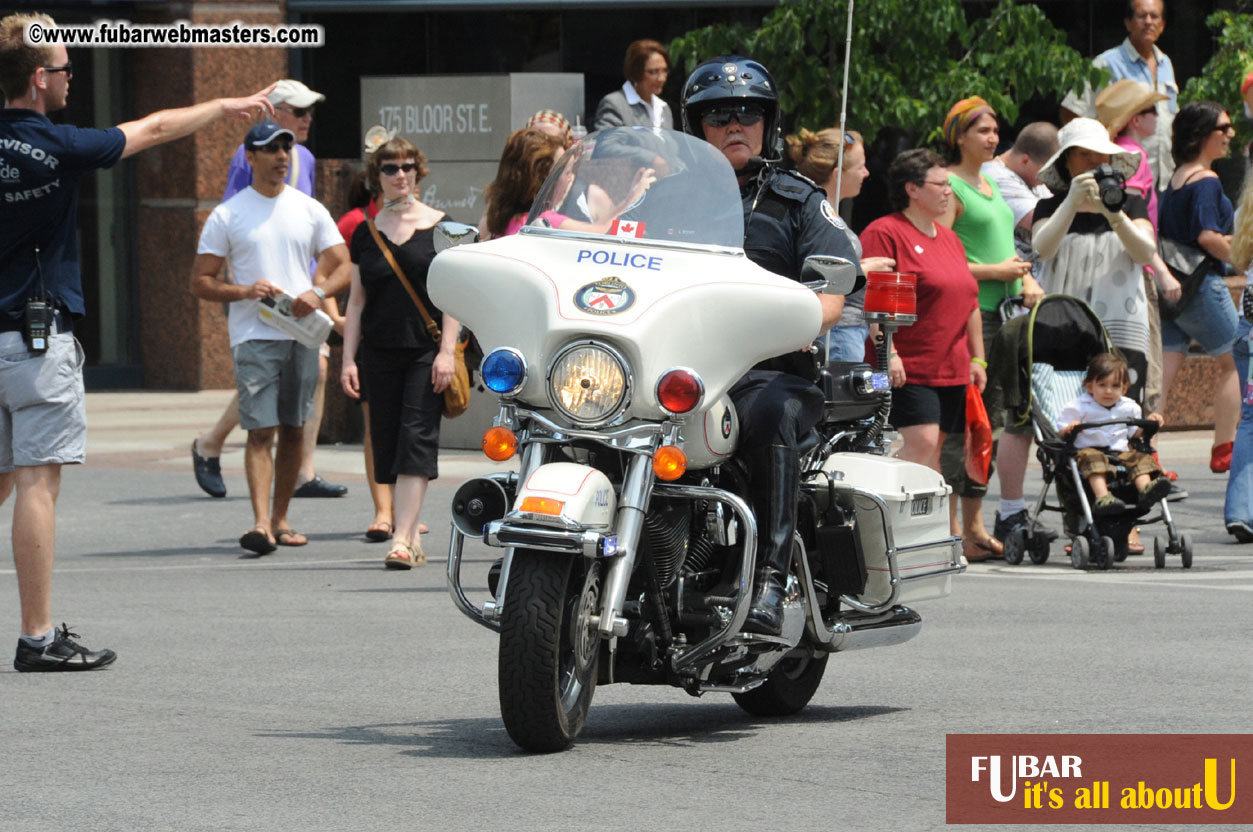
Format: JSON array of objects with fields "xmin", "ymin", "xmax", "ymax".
[
  {"xmin": 0, "ymin": 556, "xmax": 382, "ymax": 576},
  {"xmin": 962, "ymin": 568, "xmax": 1253, "ymax": 592}
]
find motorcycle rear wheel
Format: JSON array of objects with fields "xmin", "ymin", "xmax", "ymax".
[
  {"xmin": 732, "ymin": 652, "xmax": 829, "ymax": 716},
  {"xmin": 498, "ymin": 550, "xmax": 601, "ymax": 752}
]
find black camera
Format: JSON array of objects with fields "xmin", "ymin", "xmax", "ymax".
[{"xmin": 1092, "ymin": 163, "xmax": 1126, "ymax": 213}]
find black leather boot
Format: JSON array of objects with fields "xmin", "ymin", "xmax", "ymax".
[{"xmin": 743, "ymin": 444, "xmax": 800, "ymax": 636}]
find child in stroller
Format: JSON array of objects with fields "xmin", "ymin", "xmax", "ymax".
[
  {"xmin": 992, "ymin": 293, "xmax": 1190, "ymax": 569},
  {"xmin": 1057, "ymin": 352, "xmax": 1172, "ymax": 517}
]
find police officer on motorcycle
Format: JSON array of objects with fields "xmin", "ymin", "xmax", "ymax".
[{"xmin": 681, "ymin": 56, "xmax": 862, "ymax": 635}]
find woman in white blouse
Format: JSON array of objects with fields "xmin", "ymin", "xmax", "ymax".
[{"xmin": 593, "ymin": 39, "xmax": 673, "ymax": 131}]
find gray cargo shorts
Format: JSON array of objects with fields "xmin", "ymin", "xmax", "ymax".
[
  {"xmin": 232, "ymin": 338, "xmax": 319, "ymax": 431},
  {"xmin": 0, "ymin": 330, "xmax": 87, "ymax": 472}
]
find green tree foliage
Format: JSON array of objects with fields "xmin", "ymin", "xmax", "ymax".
[
  {"xmin": 1182, "ymin": 10, "xmax": 1253, "ymax": 147},
  {"xmin": 670, "ymin": 0, "xmax": 1106, "ymax": 144}
]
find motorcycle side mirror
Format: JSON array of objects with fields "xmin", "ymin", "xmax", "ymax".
[
  {"xmin": 434, "ymin": 221, "xmax": 480, "ymax": 253},
  {"xmin": 801, "ymin": 255, "xmax": 858, "ymax": 295}
]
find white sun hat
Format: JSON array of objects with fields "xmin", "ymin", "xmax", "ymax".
[{"xmin": 1036, "ymin": 117, "xmax": 1141, "ymax": 193}]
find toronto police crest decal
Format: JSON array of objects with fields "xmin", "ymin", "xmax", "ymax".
[{"xmin": 574, "ymin": 276, "xmax": 636, "ymax": 316}]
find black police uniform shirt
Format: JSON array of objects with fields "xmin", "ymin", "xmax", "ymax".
[
  {"xmin": 741, "ymin": 166, "xmax": 861, "ymax": 379},
  {"xmin": 0, "ymin": 110, "xmax": 126, "ymax": 326}
]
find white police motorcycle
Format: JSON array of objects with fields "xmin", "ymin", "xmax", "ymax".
[{"xmin": 431, "ymin": 127, "xmax": 962, "ymax": 753}]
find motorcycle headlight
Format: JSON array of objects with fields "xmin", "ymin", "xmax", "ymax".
[{"xmin": 547, "ymin": 342, "xmax": 629, "ymax": 425}]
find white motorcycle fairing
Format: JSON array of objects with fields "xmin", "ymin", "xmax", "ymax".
[
  {"xmin": 427, "ymin": 231, "xmax": 822, "ymax": 435},
  {"xmin": 508, "ymin": 461, "xmax": 617, "ymax": 531}
]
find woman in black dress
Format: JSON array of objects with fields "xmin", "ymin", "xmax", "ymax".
[{"xmin": 340, "ymin": 136, "xmax": 459, "ymax": 569}]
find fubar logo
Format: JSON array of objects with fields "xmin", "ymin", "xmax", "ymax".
[{"xmin": 947, "ymin": 734, "xmax": 1249, "ymax": 824}]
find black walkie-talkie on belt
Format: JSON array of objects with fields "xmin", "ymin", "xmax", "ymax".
[{"xmin": 25, "ymin": 245, "xmax": 53, "ymax": 354}]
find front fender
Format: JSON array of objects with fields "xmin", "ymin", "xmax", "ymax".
[{"xmin": 508, "ymin": 462, "xmax": 617, "ymax": 530}]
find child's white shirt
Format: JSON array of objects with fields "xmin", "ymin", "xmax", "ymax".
[{"xmin": 1056, "ymin": 391, "xmax": 1142, "ymax": 451}]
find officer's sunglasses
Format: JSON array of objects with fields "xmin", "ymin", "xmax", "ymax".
[{"xmin": 701, "ymin": 104, "xmax": 766, "ymax": 128}]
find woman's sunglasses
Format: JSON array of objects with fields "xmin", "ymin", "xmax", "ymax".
[
  {"xmin": 379, "ymin": 162, "xmax": 418, "ymax": 176},
  {"xmin": 700, "ymin": 104, "xmax": 766, "ymax": 128}
]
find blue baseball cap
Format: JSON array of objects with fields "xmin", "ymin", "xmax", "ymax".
[{"xmin": 245, "ymin": 120, "xmax": 295, "ymax": 149}]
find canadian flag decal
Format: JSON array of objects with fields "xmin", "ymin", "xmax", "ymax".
[{"xmin": 608, "ymin": 220, "xmax": 645, "ymax": 238}]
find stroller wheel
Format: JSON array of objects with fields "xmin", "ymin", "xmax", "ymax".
[
  {"xmin": 1070, "ymin": 536, "xmax": 1090, "ymax": 569},
  {"xmin": 1100, "ymin": 536, "xmax": 1117, "ymax": 570},
  {"xmin": 1028, "ymin": 532, "xmax": 1050, "ymax": 564},
  {"xmin": 1153, "ymin": 535, "xmax": 1166, "ymax": 569},
  {"xmin": 1180, "ymin": 533, "xmax": 1193, "ymax": 569},
  {"xmin": 1003, "ymin": 528, "xmax": 1026, "ymax": 565}
]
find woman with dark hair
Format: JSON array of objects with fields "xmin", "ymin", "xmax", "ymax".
[
  {"xmin": 479, "ymin": 127, "xmax": 564, "ymax": 240},
  {"xmin": 860, "ymin": 148, "xmax": 986, "ymax": 477},
  {"xmin": 1032, "ymin": 118, "xmax": 1157, "ymax": 403},
  {"xmin": 937, "ymin": 97, "xmax": 1040, "ymax": 559},
  {"xmin": 340, "ymin": 136, "xmax": 459, "ymax": 569},
  {"xmin": 593, "ymin": 39, "xmax": 673, "ymax": 131},
  {"xmin": 1157, "ymin": 100, "xmax": 1242, "ymax": 474},
  {"xmin": 786, "ymin": 126, "xmax": 894, "ymax": 362}
]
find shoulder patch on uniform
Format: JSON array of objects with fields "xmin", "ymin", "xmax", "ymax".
[{"xmin": 819, "ymin": 199, "xmax": 846, "ymax": 229}]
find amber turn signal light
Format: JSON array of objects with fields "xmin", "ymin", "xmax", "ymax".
[
  {"xmin": 482, "ymin": 426, "xmax": 518, "ymax": 461},
  {"xmin": 652, "ymin": 445, "xmax": 687, "ymax": 481},
  {"xmin": 519, "ymin": 496, "xmax": 565, "ymax": 516}
]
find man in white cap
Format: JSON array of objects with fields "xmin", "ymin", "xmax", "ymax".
[
  {"xmin": 192, "ymin": 79, "xmax": 350, "ymax": 500},
  {"xmin": 190, "ymin": 121, "xmax": 349, "ymax": 555}
]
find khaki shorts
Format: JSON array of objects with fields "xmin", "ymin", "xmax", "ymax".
[
  {"xmin": 232, "ymin": 338, "xmax": 319, "ymax": 431},
  {"xmin": 0, "ymin": 330, "xmax": 86, "ymax": 472},
  {"xmin": 1075, "ymin": 447, "xmax": 1161, "ymax": 481}
]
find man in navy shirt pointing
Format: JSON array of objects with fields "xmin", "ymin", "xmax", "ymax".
[{"xmin": 0, "ymin": 11, "xmax": 274, "ymax": 672}]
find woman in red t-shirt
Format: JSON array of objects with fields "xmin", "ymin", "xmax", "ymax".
[{"xmin": 860, "ymin": 148, "xmax": 986, "ymax": 473}]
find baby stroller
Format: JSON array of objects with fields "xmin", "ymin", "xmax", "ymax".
[{"xmin": 993, "ymin": 294, "xmax": 1190, "ymax": 570}]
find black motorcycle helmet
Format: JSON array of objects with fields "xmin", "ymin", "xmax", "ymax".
[{"xmin": 680, "ymin": 55, "xmax": 781, "ymax": 162}]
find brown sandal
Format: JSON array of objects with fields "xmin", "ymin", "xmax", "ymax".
[{"xmin": 383, "ymin": 541, "xmax": 427, "ymax": 570}]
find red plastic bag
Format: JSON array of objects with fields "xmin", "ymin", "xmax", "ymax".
[{"xmin": 964, "ymin": 383, "xmax": 993, "ymax": 485}]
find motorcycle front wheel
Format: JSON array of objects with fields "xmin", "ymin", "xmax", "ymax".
[
  {"xmin": 733, "ymin": 652, "xmax": 829, "ymax": 716},
  {"xmin": 498, "ymin": 550, "xmax": 601, "ymax": 752}
]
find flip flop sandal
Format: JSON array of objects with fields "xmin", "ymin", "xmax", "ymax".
[
  {"xmin": 365, "ymin": 521, "xmax": 393, "ymax": 542},
  {"xmin": 239, "ymin": 529, "xmax": 277, "ymax": 555},
  {"xmin": 274, "ymin": 529, "xmax": 307, "ymax": 547},
  {"xmin": 384, "ymin": 542, "xmax": 417, "ymax": 570},
  {"xmin": 1126, "ymin": 527, "xmax": 1146, "ymax": 555}
]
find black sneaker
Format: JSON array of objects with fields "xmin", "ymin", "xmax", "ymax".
[
  {"xmin": 993, "ymin": 509, "xmax": 1028, "ymax": 542},
  {"xmin": 1228, "ymin": 521, "xmax": 1253, "ymax": 544},
  {"xmin": 14, "ymin": 624, "xmax": 117, "ymax": 672}
]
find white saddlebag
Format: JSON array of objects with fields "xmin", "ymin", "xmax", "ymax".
[{"xmin": 821, "ymin": 453, "xmax": 963, "ymax": 609}]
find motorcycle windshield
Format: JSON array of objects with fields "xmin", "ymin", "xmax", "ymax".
[{"xmin": 525, "ymin": 127, "xmax": 744, "ymax": 249}]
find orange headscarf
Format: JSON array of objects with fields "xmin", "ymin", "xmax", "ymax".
[{"xmin": 943, "ymin": 96, "xmax": 995, "ymax": 147}]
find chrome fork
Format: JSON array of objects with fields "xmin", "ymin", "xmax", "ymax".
[{"xmin": 597, "ymin": 453, "xmax": 655, "ymax": 637}]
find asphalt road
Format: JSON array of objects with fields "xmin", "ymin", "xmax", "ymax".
[{"xmin": 1, "ymin": 421, "xmax": 1249, "ymax": 832}]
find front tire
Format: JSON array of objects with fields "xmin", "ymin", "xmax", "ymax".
[
  {"xmin": 733, "ymin": 652, "xmax": 829, "ymax": 716},
  {"xmin": 498, "ymin": 550, "xmax": 601, "ymax": 752}
]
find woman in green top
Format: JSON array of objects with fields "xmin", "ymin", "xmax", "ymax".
[{"xmin": 936, "ymin": 97, "xmax": 1043, "ymax": 561}]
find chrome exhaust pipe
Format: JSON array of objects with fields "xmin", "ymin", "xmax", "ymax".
[{"xmin": 819, "ymin": 605, "xmax": 921, "ymax": 653}]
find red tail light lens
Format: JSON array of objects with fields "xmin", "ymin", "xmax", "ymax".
[
  {"xmin": 863, "ymin": 271, "xmax": 917, "ymax": 319},
  {"xmin": 656, "ymin": 369, "xmax": 703, "ymax": 414}
]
